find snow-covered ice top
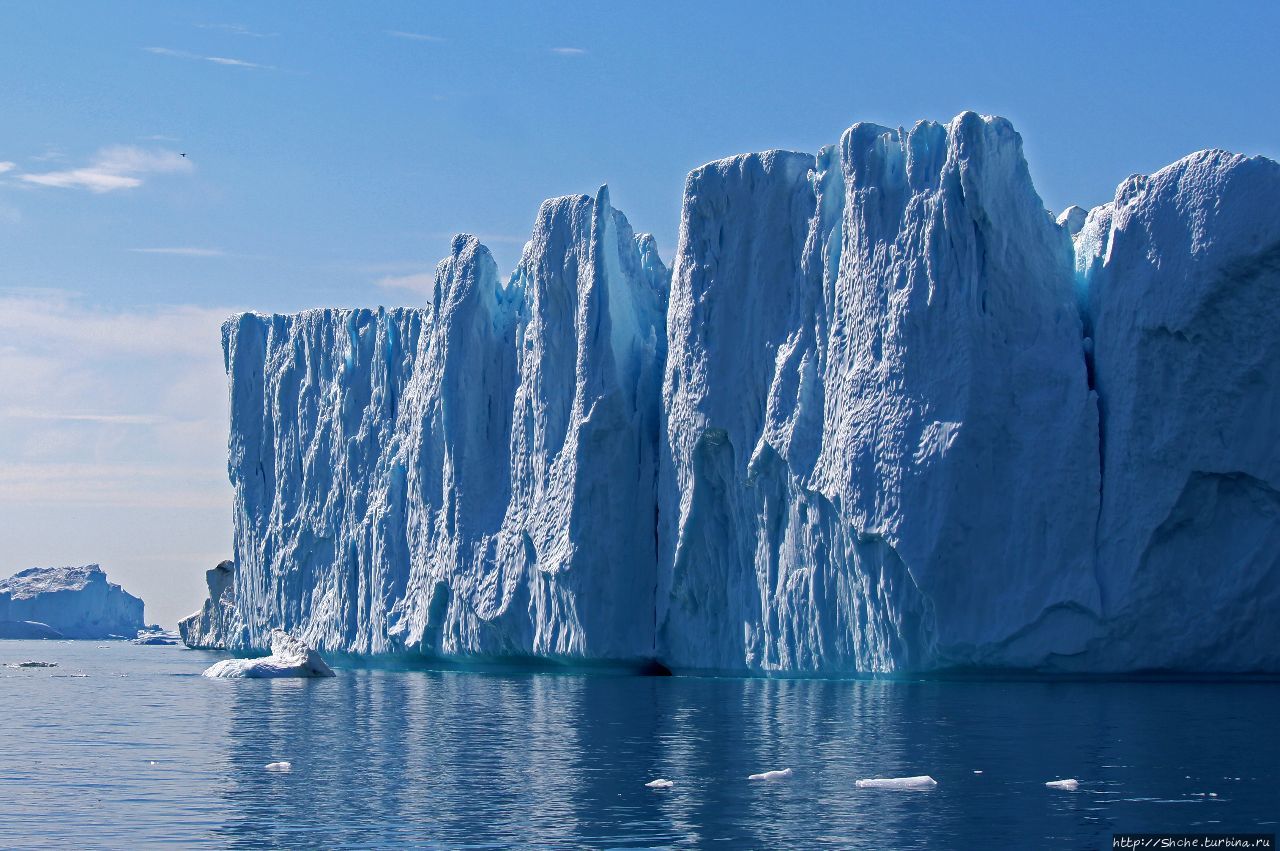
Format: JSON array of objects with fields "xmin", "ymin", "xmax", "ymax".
[
  {"xmin": 0, "ymin": 565, "xmax": 145, "ymax": 639},
  {"xmin": 187, "ymin": 112, "xmax": 1280, "ymax": 676}
]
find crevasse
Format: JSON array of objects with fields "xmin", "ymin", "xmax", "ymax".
[{"xmin": 184, "ymin": 112, "xmax": 1280, "ymax": 674}]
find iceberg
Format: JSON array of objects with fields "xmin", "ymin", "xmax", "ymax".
[
  {"xmin": 748, "ymin": 768, "xmax": 794, "ymax": 781},
  {"xmin": 0, "ymin": 566, "xmax": 144, "ymax": 640},
  {"xmin": 202, "ymin": 629, "xmax": 336, "ymax": 678},
  {"xmin": 0, "ymin": 620, "xmax": 63, "ymax": 639},
  {"xmin": 179, "ymin": 561, "xmax": 241, "ymax": 649},
  {"xmin": 1045, "ymin": 779, "xmax": 1079, "ymax": 790},
  {"xmin": 185, "ymin": 112, "xmax": 1280, "ymax": 676},
  {"xmin": 645, "ymin": 778, "xmax": 675, "ymax": 789},
  {"xmin": 264, "ymin": 761, "xmax": 293, "ymax": 772},
  {"xmin": 855, "ymin": 776, "xmax": 938, "ymax": 790}
]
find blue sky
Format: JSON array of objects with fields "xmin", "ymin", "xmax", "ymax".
[{"xmin": 2, "ymin": 1, "xmax": 1277, "ymax": 627}]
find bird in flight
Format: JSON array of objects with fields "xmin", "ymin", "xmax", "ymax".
[{"xmin": 180, "ymin": 152, "xmax": 187, "ymax": 158}]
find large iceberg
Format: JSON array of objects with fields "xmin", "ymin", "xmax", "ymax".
[
  {"xmin": 186, "ymin": 112, "xmax": 1280, "ymax": 675},
  {"xmin": 204, "ymin": 188, "xmax": 667, "ymax": 661},
  {"xmin": 0, "ymin": 565, "xmax": 145, "ymax": 639}
]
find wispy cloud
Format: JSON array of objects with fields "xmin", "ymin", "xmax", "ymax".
[
  {"xmin": 0, "ymin": 290, "xmax": 234, "ymax": 510},
  {"xmin": 376, "ymin": 271, "xmax": 436, "ymax": 294},
  {"xmin": 550, "ymin": 47, "xmax": 587, "ymax": 56},
  {"xmin": 145, "ymin": 46, "xmax": 274, "ymax": 71},
  {"xmin": 388, "ymin": 30, "xmax": 445, "ymax": 42},
  {"xmin": 129, "ymin": 247, "xmax": 225, "ymax": 257},
  {"xmin": 0, "ymin": 161, "xmax": 15, "ymax": 174},
  {"xmin": 196, "ymin": 23, "xmax": 273, "ymax": 38},
  {"xmin": 20, "ymin": 145, "xmax": 192, "ymax": 193},
  {"xmin": 3, "ymin": 408, "xmax": 167, "ymax": 426}
]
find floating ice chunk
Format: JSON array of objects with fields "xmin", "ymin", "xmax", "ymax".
[
  {"xmin": 265, "ymin": 761, "xmax": 292, "ymax": 772},
  {"xmin": 973, "ymin": 770, "xmax": 983, "ymax": 774},
  {"xmin": 645, "ymin": 779, "xmax": 675, "ymax": 789},
  {"xmin": 202, "ymin": 630, "xmax": 335, "ymax": 679},
  {"xmin": 14, "ymin": 660, "xmax": 57, "ymax": 668},
  {"xmin": 1045, "ymin": 779, "xmax": 1079, "ymax": 790},
  {"xmin": 748, "ymin": 768, "xmax": 794, "ymax": 781},
  {"xmin": 856, "ymin": 776, "xmax": 938, "ymax": 790}
]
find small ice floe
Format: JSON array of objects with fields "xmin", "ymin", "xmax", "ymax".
[
  {"xmin": 1045, "ymin": 779, "xmax": 1080, "ymax": 790},
  {"xmin": 264, "ymin": 761, "xmax": 292, "ymax": 772},
  {"xmin": 748, "ymin": 768, "xmax": 794, "ymax": 781},
  {"xmin": 973, "ymin": 770, "xmax": 983, "ymax": 774},
  {"xmin": 645, "ymin": 779, "xmax": 675, "ymax": 789},
  {"xmin": 15, "ymin": 660, "xmax": 58, "ymax": 668},
  {"xmin": 855, "ymin": 775, "xmax": 937, "ymax": 790},
  {"xmin": 202, "ymin": 630, "xmax": 335, "ymax": 679}
]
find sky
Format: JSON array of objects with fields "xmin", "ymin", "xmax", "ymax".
[{"xmin": 2, "ymin": 1, "xmax": 1278, "ymax": 628}]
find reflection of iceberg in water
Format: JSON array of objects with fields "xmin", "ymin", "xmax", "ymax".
[{"xmin": 206, "ymin": 670, "xmax": 1280, "ymax": 848}]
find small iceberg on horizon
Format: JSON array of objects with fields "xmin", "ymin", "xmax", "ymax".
[
  {"xmin": 748, "ymin": 768, "xmax": 793, "ymax": 781},
  {"xmin": 855, "ymin": 775, "xmax": 938, "ymax": 790},
  {"xmin": 645, "ymin": 778, "xmax": 674, "ymax": 789},
  {"xmin": 202, "ymin": 630, "xmax": 335, "ymax": 679},
  {"xmin": 1045, "ymin": 778, "xmax": 1079, "ymax": 790},
  {"xmin": 132, "ymin": 627, "xmax": 179, "ymax": 646},
  {"xmin": 265, "ymin": 761, "xmax": 292, "ymax": 772}
]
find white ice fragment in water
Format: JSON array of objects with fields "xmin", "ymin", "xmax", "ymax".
[
  {"xmin": 748, "ymin": 768, "xmax": 794, "ymax": 781},
  {"xmin": 1045, "ymin": 779, "xmax": 1079, "ymax": 790},
  {"xmin": 15, "ymin": 660, "xmax": 57, "ymax": 668},
  {"xmin": 265, "ymin": 761, "xmax": 292, "ymax": 772},
  {"xmin": 645, "ymin": 779, "xmax": 674, "ymax": 789},
  {"xmin": 202, "ymin": 630, "xmax": 335, "ymax": 679},
  {"xmin": 973, "ymin": 770, "xmax": 983, "ymax": 774},
  {"xmin": 855, "ymin": 775, "xmax": 938, "ymax": 790}
]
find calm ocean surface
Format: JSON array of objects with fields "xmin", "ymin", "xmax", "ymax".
[{"xmin": 1, "ymin": 641, "xmax": 1276, "ymax": 849}]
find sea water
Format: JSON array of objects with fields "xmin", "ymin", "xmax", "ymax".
[{"xmin": 1, "ymin": 641, "xmax": 1276, "ymax": 848}]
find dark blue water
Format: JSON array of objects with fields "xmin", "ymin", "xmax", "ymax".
[{"xmin": 1, "ymin": 641, "xmax": 1276, "ymax": 849}]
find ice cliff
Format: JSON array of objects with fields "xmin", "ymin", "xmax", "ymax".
[
  {"xmin": 188, "ymin": 113, "xmax": 1280, "ymax": 674},
  {"xmin": 204, "ymin": 188, "xmax": 667, "ymax": 659},
  {"xmin": 0, "ymin": 565, "xmax": 145, "ymax": 639}
]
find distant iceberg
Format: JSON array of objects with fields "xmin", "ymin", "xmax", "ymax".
[
  {"xmin": 202, "ymin": 629, "xmax": 335, "ymax": 679},
  {"xmin": 0, "ymin": 566, "xmax": 144, "ymax": 640},
  {"xmin": 183, "ymin": 112, "xmax": 1280, "ymax": 676}
]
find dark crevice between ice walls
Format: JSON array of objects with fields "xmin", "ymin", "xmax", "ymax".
[{"xmin": 182, "ymin": 115, "xmax": 1280, "ymax": 676}]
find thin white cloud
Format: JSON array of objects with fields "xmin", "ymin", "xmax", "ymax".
[
  {"xmin": 20, "ymin": 145, "xmax": 192, "ymax": 194},
  {"xmin": 144, "ymin": 46, "xmax": 274, "ymax": 71},
  {"xmin": 139, "ymin": 134, "xmax": 180, "ymax": 143},
  {"xmin": 550, "ymin": 47, "xmax": 587, "ymax": 55},
  {"xmin": 0, "ymin": 161, "xmax": 15, "ymax": 174},
  {"xmin": 0, "ymin": 291, "xmax": 234, "ymax": 512},
  {"xmin": 196, "ymin": 23, "xmax": 274, "ymax": 38},
  {"xmin": 0, "ymin": 463, "xmax": 228, "ymax": 509},
  {"xmin": 376, "ymin": 271, "xmax": 436, "ymax": 294},
  {"xmin": 0, "ymin": 291, "xmax": 228, "ymax": 358},
  {"xmin": 129, "ymin": 247, "xmax": 225, "ymax": 257},
  {"xmin": 3, "ymin": 408, "xmax": 166, "ymax": 425},
  {"xmin": 388, "ymin": 30, "xmax": 445, "ymax": 42}
]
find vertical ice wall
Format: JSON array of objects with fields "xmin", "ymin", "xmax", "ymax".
[
  {"xmin": 193, "ymin": 113, "xmax": 1280, "ymax": 674},
  {"xmin": 659, "ymin": 114, "xmax": 1103, "ymax": 673},
  {"xmin": 218, "ymin": 189, "xmax": 668, "ymax": 658},
  {"xmin": 1076, "ymin": 150, "xmax": 1280, "ymax": 671}
]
